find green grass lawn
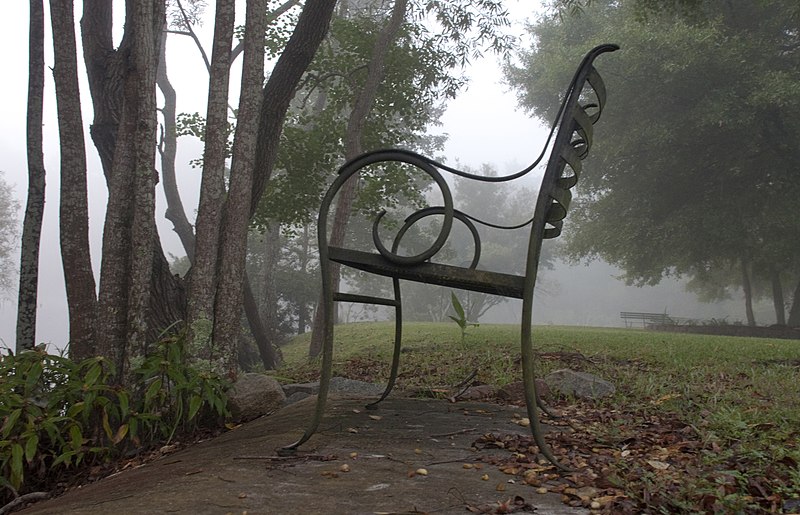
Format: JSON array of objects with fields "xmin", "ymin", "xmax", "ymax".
[{"xmin": 276, "ymin": 323, "xmax": 800, "ymax": 512}]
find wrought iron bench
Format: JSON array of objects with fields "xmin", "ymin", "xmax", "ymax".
[
  {"xmin": 282, "ymin": 44, "xmax": 619, "ymax": 469},
  {"xmin": 620, "ymin": 311, "xmax": 674, "ymax": 328}
]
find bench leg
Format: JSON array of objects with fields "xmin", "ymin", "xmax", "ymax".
[
  {"xmin": 279, "ymin": 265, "xmax": 336, "ymax": 453},
  {"xmin": 367, "ymin": 278, "xmax": 402, "ymax": 410},
  {"xmin": 521, "ymin": 301, "xmax": 571, "ymax": 472}
]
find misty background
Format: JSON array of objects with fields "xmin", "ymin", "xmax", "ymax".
[{"xmin": 0, "ymin": 1, "xmax": 771, "ymax": 352}]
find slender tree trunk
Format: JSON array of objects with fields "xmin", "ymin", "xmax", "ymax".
[
  {"xmin": 50, "ymin": 0, "xmax": 98, "ymax": 360},
  {"xmin": 250, "ymin": 0, "xmax": 337, "ymax": 215},
  {"xmin": 261, "ymin": 225, "xmax": 282, "ymax": 339},
  {"xmin": 212, "ymin": 0, "xmax": 269, "ymax": 377},
  {"xmin": 243, "ymin": 274, "xmax": 278, "ymax": 369},
  {"xmin": 769, "ymin": 266, "xmax": 786, "ymax": 326},
  {"xmin": 16, "ymin": 0, "xmax": 47, "ymax": 352},
  {"xmin": 157, "ymin": 23, "xmax": 195, "ymax": 260},
  {"xmin": 787, "ymin": 278, "xmax": 800, "ymax": 327},
  {"xmin": 296, "ymin": 224, "xmax": 311, "ymax": 334},
  {"xmin": 188, "ymin": 0, "xmax": 234, "ymax": 329},
  {"xmin": 741, "ymin": 256, "xmax": 756, "ymax": 327},
  {"xmin": 309, "ymin": 0, "xmax": 409, "ymax": 358}
]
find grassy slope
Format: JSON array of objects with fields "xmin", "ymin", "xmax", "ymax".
[{"xmin": 276, "ymin": 323, "xmax": 800, "ymax": 512}]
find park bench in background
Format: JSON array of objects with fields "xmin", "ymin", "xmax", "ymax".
[
  {"xmin": 282, "ymin": 44, "xmax": 619, "ymax": 470},
  {"xmin": 620, "ymin": 311, "xmax": 674, "ymax": 328}
]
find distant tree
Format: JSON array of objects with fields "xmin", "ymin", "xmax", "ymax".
[
  {"xmin": 506, "ymin": 0, "xmax": 800, "ymax": 326},
  {"xmin": 0, "ymin": 174, "xmax": 19, "ymax": 295},
  {"xmin": 15, "ymin": 0, "xmax": 45, "ymax": 351}
]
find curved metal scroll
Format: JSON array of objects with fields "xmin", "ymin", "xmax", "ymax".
[{"xmin": 389, "ymin": 206, "xmax": 482, "ymax": 270}]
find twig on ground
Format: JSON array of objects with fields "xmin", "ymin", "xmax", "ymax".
[{"xmin": 0, "ymin": 492, "xmax": 50, "ymax": 515}]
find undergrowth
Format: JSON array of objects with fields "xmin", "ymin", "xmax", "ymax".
[{"xmin": 0, "ymin": 335, "xmax": 229, "ymax": 507}]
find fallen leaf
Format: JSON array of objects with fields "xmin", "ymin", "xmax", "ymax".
[
  {"xmin": 646, "ymin": 460, "xmax": 670, "ymax": 471},
  {"xmin": 415, "ymin": 468, "xmax": 428, "ymax": 476},
  {"xmin": 339, "ymin": 464, "xmax": 350, "ymax": 472},
  {"xmin": 368, "ymin": 415, "xmax": 382, "ymax": 421}
]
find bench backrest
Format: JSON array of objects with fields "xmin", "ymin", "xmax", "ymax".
[
  {"xmin": 518, "ymin": 44, "xmax": 618, "ymax": 299},
  {"xmin": 533, "ymin": 44, "xmax": 618, "ymax": 243}
]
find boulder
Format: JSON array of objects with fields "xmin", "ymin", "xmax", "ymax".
[
  {"xmin": 543, "ymin": 369, "xmax": 616, "ymax": 399},
  {"xmin": 228, "ymin": 373, "xmax": 286, "ymax": 422},
  {"xmin": 496, "ymin": 379, "xmax": 552, "ymax": 404},
  {"xmin": 281, "ymin": 377, "xmax": 386, "ymax": 400}
]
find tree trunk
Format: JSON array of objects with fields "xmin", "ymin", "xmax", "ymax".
[
  {"xmin": 157, "ymin": 23, "xmax": 195, "ymax": 260},
  {"xmin": 80, "ymin": 0, "xmax": 119, "ymax": 180},
  {"xmin": 211, "ymin": 0, "xmax": 269, "ymax": 377},
  {"xmin": 309, "ymin": 0, "xmax": 409, "ymax": 358},
  {"xmin": 16, "ymin": 0, "xmax": 47, "ymax": 352},
  {"xmin": 243, "ymin": 274, "xmax": 278, "ymax": 369},
  {"xmin": 187, "ymin": 0, "xmax": 234, "ymax": 328},
  {"xmin": 84, "ymin": 0, "xmax": 166, "ymax": 377},
  {"xmin": 787, "ymin": 278, "xmax": 800, "ymax": 327},
  {"xmin": 250, "ymin": 0, "xmax": 338, "ymax": 215},
  {"xmin": 741, "ymin": 256, "xmax": 756, "ymax": 327},
  {"xmin": 50, "ymin": 0, "xmax": 98, "ymax": 360},
  {"xmin": 769, "ymin": 266, "xmax": 786, "ymax": 326},
  {"xmin": 261, "ymin": 225, "xmax": 282, "ymax": 339}
]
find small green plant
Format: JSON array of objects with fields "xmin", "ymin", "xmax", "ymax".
[
  {"xmin": 448, "ymin": 292, "xmax": 479, "ymax": 344},
  {"xmin": 0, "ymin": 334, "xmax": 230, "ymax": 506}
]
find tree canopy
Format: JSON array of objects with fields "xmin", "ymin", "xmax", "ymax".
[{"xmin": 505, "ymin": 0, "xmax": 800, "ymax": 324}]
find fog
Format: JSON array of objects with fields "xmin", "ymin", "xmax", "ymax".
[{"xmin": 0, "ymin": 1, "xmax": 771, "ymax": 353}]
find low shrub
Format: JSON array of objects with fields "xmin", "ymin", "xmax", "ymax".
[{"xmin": 0, "ymin": 337, "xmax": 229, "ymax": 506}]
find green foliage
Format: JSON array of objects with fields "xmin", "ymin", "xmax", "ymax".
[
  {"xmin": 0, "ymin": 338, "xmax": 229, "ymax": 504},
  {"xmin": 505, "ymin": 0, "xmax": 800, "ymax": 309},
  {"xmin": 448, "ymin": 292, "xmax": 479, "ymax": 343},
  {"xmin": 175, "ymin": 112, "xmax": 235, "ymax": 169}
]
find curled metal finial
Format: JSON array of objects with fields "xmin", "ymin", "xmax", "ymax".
[{"xmin": 388, "ymin": 206, "xmax": 482, "ymax": 269}]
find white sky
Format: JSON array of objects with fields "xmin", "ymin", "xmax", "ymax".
[{"xmin": 0, "ymin": 1, "xmax": 546, "ymax": 350}]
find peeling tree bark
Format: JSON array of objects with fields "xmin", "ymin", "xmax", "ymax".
[
  {"xmin": 16, "ymin": 0, "xmax": 47, "ymax": 352},
  {"xmin": 50, "ymin": 0, "xmax": 97, "ymax": 360}
]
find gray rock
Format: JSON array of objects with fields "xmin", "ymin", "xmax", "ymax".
[
  {"xmin": 283, "ymin": 391, "xmax": 311, "ymax": 406},
  {"xmin": 228, "ymin": 373, "xmax": 286, "ymax": 422},
  {"xmin": 497, "ymin": 380, "xmax": 552, "ymax": 403},
  {"xmin": 543, "ymin": 369, "xmax": 616, "ymax": 399},
  {"xmin": 282, "ymin": 381, "xmax": 318, "ymax": 397},
  {"xmin": 281, "ymin": 377, "xmax": 386, "ymax": 399}
]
